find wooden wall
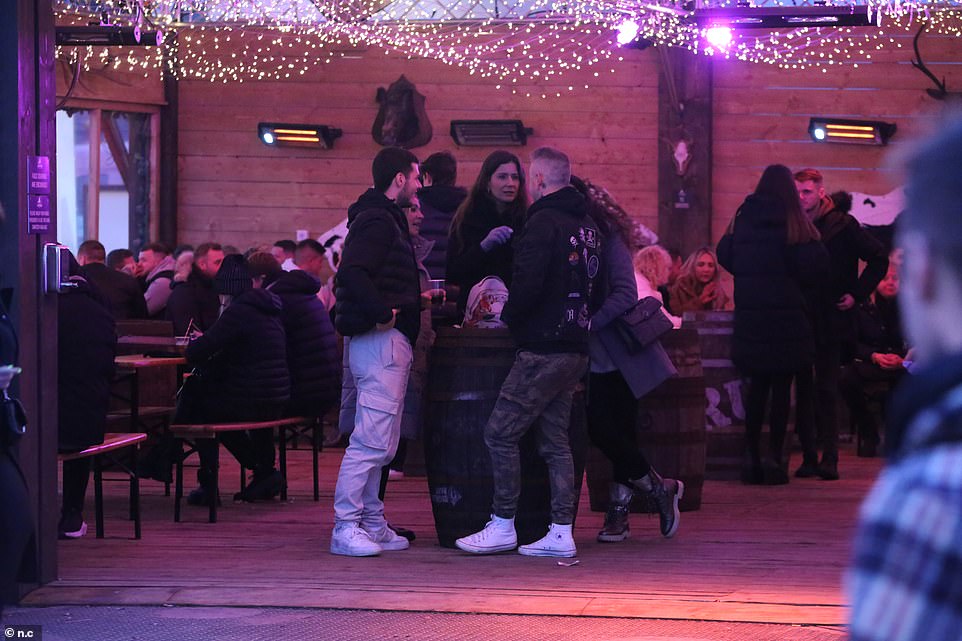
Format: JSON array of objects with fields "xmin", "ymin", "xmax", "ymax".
[
  {"xmin": 176, "ymin": 48, "xmax": 660, "ymax": 249},
  {"xmin": 175, "ymin": 33, "xmax": 961, "ymax": 252},
  {"xmin": 711, "ymin": 31, "xmax": 962, "ymax": 243}
]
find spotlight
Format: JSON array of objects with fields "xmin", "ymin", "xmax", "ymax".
[
  {"xmin": 808, "ymin": 117, "xmax": 897, "ymax": 146},
  {"xmin": 616, "ymin": 20, "xmax": 641, "ymax": 46},
  {"xmin": 704, "ymin": 25, "xmax": 734, "ymax": 50}
]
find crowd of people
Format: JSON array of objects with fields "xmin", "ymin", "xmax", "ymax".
[{"xmin": 41, "ymin": 140, "xmax": 907, "ymax": 564}]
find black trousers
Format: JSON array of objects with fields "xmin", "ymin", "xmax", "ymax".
[
  {"xmin": 61, "ymin": 457, "xmax": 91, "ymax": 514},
  {"xmin": 796, "ymin": 343, "xmax": 841, "ymax": 463},
  {"xmin": 744, "ymin": 372, "xmax": 794, "ymax": 465},
  {"xmin": 839, "ymin": 360, "xmax": 903, "ymax": 447},
  {"xmin": 586, "ymin": 370, "xmax": 650, "ymax": 485},
  {"xmin": 174, "ymin": 386, "xmax": 282, "ymax": 483}
]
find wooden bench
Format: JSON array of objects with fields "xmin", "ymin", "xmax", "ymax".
[
  {"xmin": 170, "ymin": 416, "xmax": 320, "ymax": 523},
  {"xmin": 59, "ymin": 432, "xmax": 147, "ymax": 539}
]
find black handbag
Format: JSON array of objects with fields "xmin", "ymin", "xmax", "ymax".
[{"xmin": 615, "ymin": 296, "xmax": 674, "ymax": 353}]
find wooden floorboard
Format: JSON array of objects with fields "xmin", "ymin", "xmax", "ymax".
[{"xmin": 27, "ymin": 442, "xmax": 881, "ymax": 625}]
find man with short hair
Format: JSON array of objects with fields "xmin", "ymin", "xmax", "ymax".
[
  {"xmin": 456, "ymin": 147, "xmax": 607, "ymax": 558},
  {"xmin": 793, "ymin": 168, "xmax": 889, "ymax": 480},
  {"xmin": 77, "ymin": 240, "xmax": 147, "ymax": 320},
  {"xmin": 106, "ymin": 248, "xmax": 136, "ymax": 275},
  {"xmin": 137, "ymin": 243, "xmax": 176, "ymax": 319},
  {"xmin": 329, "ymin": 147, "xmax": 422, "ymax": 557},
  {"xmin": 417, "ymin": 151, "xmax": 466, "ymax": 280},
  {"xmin": 847, "ymin": 116, "xmax": 962, "ymax": 641},
  {"xmin": 166, "ymin": 242, "xmax": 225, "ymax": 336},
  {"xmin": 272, "ymin": 240, "xmax": 297, "ymax": 272},
  {"xmin": 295, "ymin": 239, "xmax": 334, "ymax": 310}
]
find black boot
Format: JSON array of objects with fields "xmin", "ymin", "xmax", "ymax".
[
  {"xmin": 234, "ymin": 468, "xmax": 286, "ymax": 502},
  {"xmin": 597, "ymin": 483, "xmax": 632, "ymax": 542},
  {"xmin": 187, "ymin": 467, "xmax": 221, "ymax": 507},
  {"xmin": 631, "ymin": 468, "xmax": 684, "ymax": 538},
  {"xmin": 794, "ymin": 452, "xmax": 819, "ymax": 478}
]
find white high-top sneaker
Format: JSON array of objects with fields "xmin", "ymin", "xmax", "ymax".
[
  {"xmin": 518, "ymin": 523, "xmax": 577, "ymax": 558},
  {"xmin": 455, "ymin": 515, "xmax": 517, "ymax": 554}
]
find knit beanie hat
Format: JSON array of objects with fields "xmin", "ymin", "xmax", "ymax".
[{"xmin": 214, "ymin": 253, "xmax": 252, "ymax": 296}]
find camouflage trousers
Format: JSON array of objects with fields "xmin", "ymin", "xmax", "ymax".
[{"xmin": 484, "ymin": 350, "xmax": 588, "ymax": 525}]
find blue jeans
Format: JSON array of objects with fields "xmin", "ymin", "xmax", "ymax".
[
  {"xmin": 484, "ymin": 350, "xmax": 588, "ymax": 524},
  {"xmin": 332, "ymin": 329, "xmax": 412, "ymax": 528}
]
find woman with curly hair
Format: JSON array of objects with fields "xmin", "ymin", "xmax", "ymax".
[
  {"xmin": 446, "ymin": 150, "xmax": 529, "ymax": 315},
  {"xmin": 669, "ymin": 246, "xmax": 732, "ymax": 314}
]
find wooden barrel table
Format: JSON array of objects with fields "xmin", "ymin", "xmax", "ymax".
[
  {"xmin": 585, "ymin": 327, "xmax": 706, "ymax": 513},
  {"xmin": 424, "ymin": 327, "xmax": 588, "ymax": 548}
]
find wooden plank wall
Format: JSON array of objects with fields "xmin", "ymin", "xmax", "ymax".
[
  {"xmin": 176, "ymin": 47, "xmax": 660, "ymax": 249},
  {"xmin": 174, "ymin": 32, "xmax": 960, "ymax": 252},
  {"xmin": 711, "ymin": 31, "xmax": 962, "ymax": 243}
]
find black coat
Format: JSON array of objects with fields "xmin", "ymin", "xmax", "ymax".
[
  {"xmin": 418, "ymin": 184, "xmax": 466, "ymax": 280},
  {"xmin": 334, "ymin": 188, "xmax": 421, "ymax": 345},
  {"xmin": 166, "ymin": 266, "xmax": 220, "ymax": 336},
  {"xmin": 185, "ymin": 288, "xmax": 290, "ymax": 411},
  {"xmin": 268, "ymin": 270, "xmax": 341, "ymax": 417},
  {"xmin": 58, "ymin": 277, "xmax": 117, "ymax": 451},
  {"xmin": 80, "ymin": 262, "xmax": 147, "ymax": 320},
  {"xmin": 502, "ymin": 187, "xmax": 601, "ymax": 353},
  {"xmin": 854, "ymin": 295, "xmax": 905, "ymax": 362},
  {"xmin": 446, "ymin": 194, "xmax": 522, "ymax": 314},
  {"xmin": 717, "ymin": 194, "xmax": 829, "ymax": 375},
  {"xmin": 813, "ymin": 193, "xmax": 890, "ymax": 350}
]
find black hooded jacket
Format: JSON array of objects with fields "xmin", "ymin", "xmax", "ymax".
[
  {"xmin": 268, "ymin": 270, "xmax": 340, "ymax": 417},
  {"xmin": 418, "ymin": 184, "xmax": 467, "ymax": 280},
  {"xmin": 334, "ymin": 188, "xmax": 421, "ymax": 345},
  {"xmin": 502, "ymin": 186, "xmax": 601, "ymax": 353},
  {"xmin": 166, "ymin": 265, "xmax": 220, "ymax": 336},
  {"xmin": 185, "ymin": 288, "xmax": 290, "ymax": 409}
]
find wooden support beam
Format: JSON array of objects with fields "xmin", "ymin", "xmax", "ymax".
[
  {"xmin": 101, "ymin": 111, "xmax": 130, "ymax": 188},
  {"xmin": 86, "ymin": 107, "xmax": 102, "ymax": 241},
  {"xmin": 657, "ymin": 47, "xmax": 713, "ymax": 259}
]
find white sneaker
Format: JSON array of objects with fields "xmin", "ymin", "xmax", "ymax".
[
  {"xmin": 330, "ymin": 522, "xmax": 383, "ymax": 557},
  {"xmin": 518, "ymin": 523, "xmax": 577, "ymax": 558},
  {"xmin": 363, "ymin": 525, "xmax": 410, "ymax": 551},
  {"xmin": 455, "ymin": 515, "xmax": 517, "ymax": 554}
]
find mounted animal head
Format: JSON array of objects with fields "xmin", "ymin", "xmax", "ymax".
[
  {"xmin": 912, "ymin": 23, "xmax": 962, "ymax": 102},
  {"xmin": 372, "ymin": 75, "xmax": 433, "ymax": 149}
]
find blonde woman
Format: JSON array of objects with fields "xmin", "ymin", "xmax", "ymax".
[
  {"xmin": 669, "ymin": 246, "xmax": 732, "ymax": 313},
  {"xmin": 633, "ymin": 245, "xmax": 682, "ymax": 328}
]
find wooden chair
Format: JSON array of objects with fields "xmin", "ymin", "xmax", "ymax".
[
  {"xmin": 170, "ymin": 416, "xmax": 319, "ymax": 523},
  {"xmin": 59, "ymin": 432, "xmax": 147, "ymax": 539}
]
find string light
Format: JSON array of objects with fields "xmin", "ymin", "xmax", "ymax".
[{"xmin": 54, "ymin": 1, "xmax": 962, "ymax": 91}]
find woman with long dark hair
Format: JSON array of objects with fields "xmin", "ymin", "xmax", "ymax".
[
  {"xmin": 575, "ymin": 178, "xmax": 684, "ymax": 541},
  {"xmin": 717, "ymin": 164, "xmax": 828, "ymax": 484},
  {"xmin": 446, "ymin": 150, "xmax": 529, "ymax": 314}
]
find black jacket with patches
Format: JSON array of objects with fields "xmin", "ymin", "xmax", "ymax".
[{"xmin": 502, "ymin": 186, "xmax": 601, "ymax": 354}]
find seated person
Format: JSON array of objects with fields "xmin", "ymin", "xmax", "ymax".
[
  {"xmin": 176, "ymin": 254, "xmax": 290, "ymax": 505},
  {"xmin": 667, "ymin": 246, "xmax": 732, "ymax": 314},
  {"xmin": 166, "ymin": 242, "xmax": 224, "ymax": 336},
  {"xmin": 58, "ymin": 254, "xmax": 117, "ymax": 538},
  {"xmin": 248, "ymin": 252, "xmax": 340, "ymax": 420},
  {"xmin": 839, "ymin": 263, "xmax": 906, "ymax": 457},
  {"xmin": 78, "ymin": 240, "xmax": 148, "ymax": 320}
]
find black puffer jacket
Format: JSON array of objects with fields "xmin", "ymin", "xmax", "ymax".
[
  {"xmin": 717, "ymin": 194, "xmax": 830, "ymax": 375},
  {"xmin": 446, "ymin": 194, "xmax": 523, "ymax": 314},
  {"xmin": 502, "ymin": 186, "xmax": 601, "ymax": 354},
  {"xmin": 268, "ymin": 270, "xmax": 340, "ymax": 417},
  {"xmin": 166, "ymin": 266, "xmax": 220, "ymax": 336},
  {"xmin": 58, "ymin": 277, "xmax": 117, "ymax": 451},
  {"xmin": 418, "ymin": 184, "xmax": 466, "ymax": 280},
  {"xmin": 185, "ymin": 288, "xmax": 289, "ymax": 410},
  {"xmin": 334, "ymin": 188, "xmax": 421, "ymax": 345}
]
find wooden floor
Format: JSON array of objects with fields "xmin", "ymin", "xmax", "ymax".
[{"xmin": 26, "ymin": 441, "xmax": 882, "ymax": 626}]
